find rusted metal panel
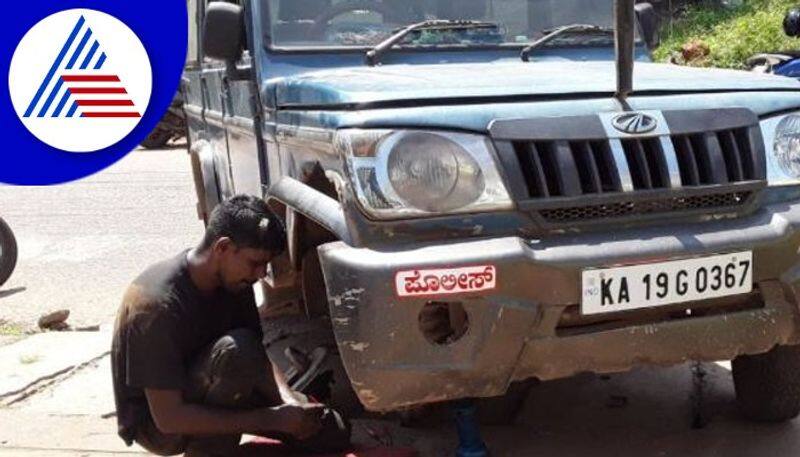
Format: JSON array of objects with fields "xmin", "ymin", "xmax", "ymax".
[
  {"xmin": 512, "ymin": 281, "xmax": 800, "ymax": 382},
  {"xmin": 318, "ymin": 201, "xmax": 800, "ymax": 411}
]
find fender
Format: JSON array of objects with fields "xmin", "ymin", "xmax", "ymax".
[
  {"xmin": 266, "ymin": 177, "xmax": 352, "ymax": 247},
  {"xmin": 189, "ymin": 139, "xmax": 221, "ymax": 223}
]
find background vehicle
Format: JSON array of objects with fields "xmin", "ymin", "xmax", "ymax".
[
  {"xmin": 184, "ymin": 0, "xmax": 800, "ymax": 423},
  {"xmin": 141, "ymin": 93, "xmax": 187, "ymax": 149},
  {"xmin": 747, "ymin": 7, "xmax": 800, "ymax": 77},
  {"xmin": 748, "ymin": 52, "xmax": 800, "ymax": 77},
  {"xmin": 0, "ymin": 216, "xmax": 17, "ymax": 288}
]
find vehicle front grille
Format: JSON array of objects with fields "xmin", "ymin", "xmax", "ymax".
[
  {"xmin": 489, "ymin": 108, "xmax": 766, "ymax": 226},
  {"xmin": 539, "ymin": 191, "xmax": 752, "ymax": 223},
  {"xmin": 510, "ymin": 128, "xmax": 758, "ymax": 198},
  {"xmin": 672, "ymin": 129, "xmax": 757, "ymax": 186},
  {"xmin": 513, "ymin": 140, "xmax": 621, "ymax": 197}
]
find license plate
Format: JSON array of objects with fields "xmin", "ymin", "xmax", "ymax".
[{"xmin": 581, "ymin": 251, "xmax": 752, "ymax": 315}]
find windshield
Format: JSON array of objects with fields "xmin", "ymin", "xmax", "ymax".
[{"xmin": 266, "ymin": 0, "xmax": 615, "ymax": 48}]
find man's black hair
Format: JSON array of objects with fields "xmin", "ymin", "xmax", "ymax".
[{"xmin": 200, "ymin": 195, "xmax": 286, "ymax": 255}]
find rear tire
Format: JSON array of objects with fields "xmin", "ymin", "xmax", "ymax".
[
  {"xmin": 141, "ymin": 112, "xmax": 184, "ymax": 149},
  {"xmin": 0, "ymin": 217, "xmax": 18, "ymax": 287},
  {"xmin": 733, "ymin": 344, "xmax": 800, "ymax": 422},
  {"xmin": 141, "ymin": 128, "xmax": 172, "ymax": 149}
]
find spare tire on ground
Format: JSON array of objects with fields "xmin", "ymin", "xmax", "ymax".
[{"xmin": 0, "ymin": 217, "xmax": 17, "ymax": 288}]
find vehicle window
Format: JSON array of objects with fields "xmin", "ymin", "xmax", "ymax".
[{"xmin": 266, "ymin": 0, "xmax": 615, "ymax": 48}]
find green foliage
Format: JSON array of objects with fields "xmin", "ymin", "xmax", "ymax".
[
  {"xmin": 653, "ymin": 0, "xmax": 800, "ymax": 69},
  {"xmin": 18, "ymin": 354, "xmax": 41, "ymax": 365},
  {"xmin": 0, "ymin": 320, "xmax": 24, "ymax": 336}
]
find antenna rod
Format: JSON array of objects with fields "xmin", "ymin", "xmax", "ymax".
[{"xmin": 614, "ymin": 0, "xmax": 636, "ymax": 100}]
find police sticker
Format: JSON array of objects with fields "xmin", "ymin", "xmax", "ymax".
[{"xmin": 395, "ymin": 265, "xmax": 496, "ymax": 297}]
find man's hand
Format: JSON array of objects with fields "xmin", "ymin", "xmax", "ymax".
[
  {"xmin": 145, "ymin": 389, "xmax": 324, "ymax": 438},
  {"xmin": 266, "ymin": 403, "xmax": 325, "ymax": 439}
]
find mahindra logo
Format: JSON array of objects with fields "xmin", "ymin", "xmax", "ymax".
[{"xmin": 612, "ymin": 112, "xmax": 658, "ymax": 135}]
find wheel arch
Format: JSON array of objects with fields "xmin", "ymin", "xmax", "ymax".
[{"xmin": 189, "ymin": 139, "xmax": 222, "ymax": 224}]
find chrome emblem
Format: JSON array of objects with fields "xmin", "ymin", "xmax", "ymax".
[{"xmin": 611, "ymin": 112, "xmax": 658, "ymax": 135}]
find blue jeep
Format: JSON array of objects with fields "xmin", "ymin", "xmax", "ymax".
[{"xmin": 183, "ymin": 0, "xmax": 800, "ymax": 422}]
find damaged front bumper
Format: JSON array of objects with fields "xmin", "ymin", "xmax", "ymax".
[{"xmin": 318, "ymin": 201, "xmax": 800, "ymax": 412}]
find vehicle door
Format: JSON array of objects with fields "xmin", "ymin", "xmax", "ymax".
[
  {"xmin": 221, "ymin": 38, "xmax": 264, "ymax": 196},
  {"xmin": 183, "ymin": 0, "xmax": 205, "ymax": 147},
  {"xmin": 194, "ymin": 0, "xmax": 236, "ymax": 201}
]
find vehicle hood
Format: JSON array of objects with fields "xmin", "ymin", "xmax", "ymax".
[{"xmin": 270, "ymin": 61, "xmax": 800, "ymax": 108}]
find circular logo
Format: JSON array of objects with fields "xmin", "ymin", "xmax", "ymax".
[
  {"xmin": 8, "ymin": 9, "xmax": 152, "ymax": 153},
  {"xmin": 612, "ymin": 112, "xmax": 658, "ymax": 135}
]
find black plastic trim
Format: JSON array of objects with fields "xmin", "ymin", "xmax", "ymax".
[
  {"xmin": 493, "ymin": 141, "xmax": 531, "ymax": 199},
  {"xmin": 702, "ymin": 132, "xmax": 730, "ymax": 184},
  {"xmin": 662, "ymin": 108, "xmax": 758, "ymax": 134},
  {"xmin": 489, "ymin": 114, "xmax": 606, "ymax": 140},
  {"xmin": 554, "ymin": 141, "xmax": 582, "ymax": 196},
  {"xmin": 517, "ymin": 180, "xmax": 765, "ymax": 211},
  {"xmin": 534, "ymin": 192, "xmax": 756, "ymax": 227}
]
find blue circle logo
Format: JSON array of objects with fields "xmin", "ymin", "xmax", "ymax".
[
  {"xmin": 10, "ymin": 9, "xmax": 153, "ymax": 152},
  {"xmin": 2, "ymin": 1, "xmax": 187, "ymax": 184}
]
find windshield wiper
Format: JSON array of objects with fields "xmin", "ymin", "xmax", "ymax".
[
  {"xmin": 520, "ymin": 24, "xmax": 613, "ymax": 62},
  {"xmin": 366, "ymin": 20, "xmax": 500, "ymax": 66}
]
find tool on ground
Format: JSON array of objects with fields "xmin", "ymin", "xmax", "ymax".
[{"xmin": 691, "ymin": 361, "xmax": 708, "ymax": 429}]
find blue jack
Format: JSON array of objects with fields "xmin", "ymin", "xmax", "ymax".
[{"xmin": 453, "ymin": 399, "xmax": 489, "ymax": 457}]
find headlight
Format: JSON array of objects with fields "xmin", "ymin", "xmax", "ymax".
[
  {"xmin": 762, "ymin": 112, "xmax": 800, "ymax": 185},
  {"xmin": 335, "ymin": 129, "xmax": 513, "ymax": 219},
  {"xmin": 774, "ymin": 114, "xmax": 800, "ymax": 179},
  {"xmin": 384, "ymin": 132, "xmax": 484, "ymax": 212}
]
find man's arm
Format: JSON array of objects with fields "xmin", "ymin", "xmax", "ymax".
[
  {"xmin": 232, "ymin": 293, "xmax": 308, "ymax": 405},
  {"xmin": 145, "ymin": 389, "xmax": 322, "ymax": 438}
]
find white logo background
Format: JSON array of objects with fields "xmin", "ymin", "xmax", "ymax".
[{"xmin": 9, "ymin": 9, "xmax": 152, "ymax": 153}]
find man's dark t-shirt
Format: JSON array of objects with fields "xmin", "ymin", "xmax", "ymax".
[{"xmin": 111, "ymin": 251, "xmax": 263, "ymax": 445}]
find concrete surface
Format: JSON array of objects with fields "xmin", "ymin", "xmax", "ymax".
[
  {"xmin": 0, "ymin": 329, "xmax": 110, "ymax": 404},
  {"xmin": 5, "ymin": 354, "xmax": 797, "ymax": 457},
  {"xmin": 341, "ymin": 362, "xmax": 800, "ymax": 457},
  {"xmin": 0, "ymin": 145, "xmax": 203, "ymax": 331},
  {"xmin": 0, "ymin": 328, "xmax": 147, "ymax": 455}
]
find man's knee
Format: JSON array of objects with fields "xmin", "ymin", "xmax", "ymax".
[
  {"xmin": 219, "ymin": 328, "xmax": 263, "ymax": 355},
  {"xmin": 187, "ymin": 328, "xmax": 267, "ymax": 407},
  {"xmin": 210, "ymin": 328, "xmax": 266, "ymax": 375}
]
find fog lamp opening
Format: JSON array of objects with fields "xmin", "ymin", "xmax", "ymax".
[{"xmin": 418, "ymin": 301, "xmax": 469, "ymax": 345}]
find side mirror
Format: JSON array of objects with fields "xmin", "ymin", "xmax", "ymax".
[
  {"xmin": 784, "ymin": 8, "xmax": 800, "ymax": 37},
  {"xmin": 635, "ymin": 2, "xmax": 660, "ymax": 49},
  {"xmin": 203, "ymin": 2, "xmax": 246, "ymax": 70}
]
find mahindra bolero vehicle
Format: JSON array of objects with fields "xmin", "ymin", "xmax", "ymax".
[{"xmin": 183, "ymin": 0, "xmax": 800, "ymax": 422}]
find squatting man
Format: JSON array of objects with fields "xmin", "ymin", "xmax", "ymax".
[{"xmin": 111, "ymin": 195, "xmax": 349, "ymax": 456}]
